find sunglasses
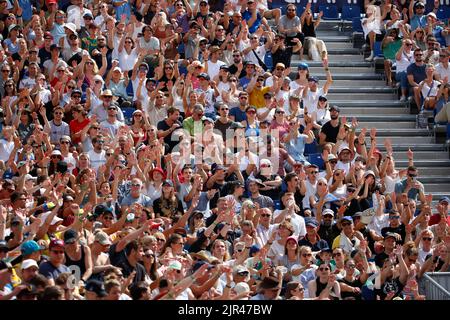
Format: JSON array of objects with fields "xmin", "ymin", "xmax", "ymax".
[
  {"xmin": 389, "ymin": 216, "xmax": 400, "ymax": 220},
  {"xmin": 157, "ymin": 238, "xmax": 165, "ymax": 243},
  {"xmin": 302, "ymin": 253, "xmax": 312, "ymax": 257},
  {"xmin": 422, "ymin": 237, "xmax": 432, "ymax": 241},
  {"xmin": 108, "ymin": 107, "xmax": 117, "ymax": 111},
  {"xmin": 246, "ymin": 110, "xmax": 256, "ymax": 114},
  {"xmin": 341, "ymin": 222, "xmax": 351, "ymax": 226},
  {"xmin": 261, "ymin": 214, "xmax": 271, "ymax": 217},
  {"xmin": 60, "ymin": 141, "xmax": 70, "ymax": 144},
  {"xmin": 51, "ymin": 250, "xmax": 65, "ymax": 254},
  {"xmin": 319, "ymin": 267, "xmax": 330, "ymax": 271}
]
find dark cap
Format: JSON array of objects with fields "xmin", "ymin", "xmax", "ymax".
[
  {"xmin": 318, "ymin": 95, "xmax": 328, "ymax": 102},
  {"xmin": 83, "ymin": 12, "xmax": 94, "ymax": 19},
  {"xmin": 308, "ymin": 76, "xmax": 319, "ymax": 83},
  {"xmin": 244, "ymin": 60, "xmax": 256, "ymax": 66},
  {"xmin": 340, "ymin": 216, "xmax": 353, "ymax": 223},
  {"xmin": 263, "ymin": 92, "xmax": 273, "ymax": 98},
  {"xmin": 94, "ymin": 204, "xmax": 113, "ymax": 216},
  {"xmin": 439, "ymin": 196, "xmax": 449, "ymax": 204},
  {"xmin": 71, "ymin": 88, "xmax": 82, "ymax": 96},
  {"xmin": 85, "ymin": 280, "xmax": 107, "ymax": 297},
  {"xmin": 162, "ymin": 179, "xmax": 174, "ymax": 187},
  {"xmin": 219, "ymin": 65, "xmax": 230, "ymax": 71},
  {"xmin": 50, "ymin": 44, "xmax": 60, "ymax": 51},
  {"xmin": 63, "ymin": 229, "xmax": 78, "ymax": 244},
  {"xmin": 329, "ymin": 105, "xmax": 340, "ymax": 112},
  {"xmin": 304, "ymin": 217, "xmax": 319, "ymax": 228},
  {"xmin": 197, "ymin": 73, "xmax": 210, "ymax": 80}
]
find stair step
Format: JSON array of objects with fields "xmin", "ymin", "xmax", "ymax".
[
  {"xmin": 359, "ymin": 121, "xmax": 415, "ymax": 129},
  {"xmin": 326, "ymin": 42, "xmax": 356, "ymax": 50},
  {"xmin": 376, "ymin": 144, "xmax": 445, "ymax": 152},
  {"xmin": 330, "ymin": 80, "xmax": 387, "ymax": 86},
  {"xmin": 367, "ymin": 136, "xmax": 434, "ymax": 144},
  {"xmin": 288, "ymin": 73, "xmax": 383, "ymax": 80},
  {"xmin": 341, "ymin": 107, "xmax": 407, "ymax": 115},
  {"xmin": 350, "ymin": 115, "xmax": 416, "ymax": 122},
  {"xmin": 430, "ymin": 193, "xmax": 450, "ymax": 200},
  {"xmin": 360, "ymin": 129, "xmax": 430, "ymax": 137},
  {"xmin": 396, "ymin": 160, "xmax": 450, "ymax": 167},
  {"xmin": 291, "ymin": 60, "xmax": 372, "ymax": 68},
  {"xmin": 404, "ymin": 167, "xmax": 450, "ymax": 175},
  {"xmin": 327, "ymin": 87, "xmax": 396, "ymax": 93},
  {"xmin": 326, "ymin": 54, "xmax": 365, "ymax": 62},
  {"xmin": 419, "ymin": 176, "xmax": 450, "ymax": 183},
  {"xmin": 327, "ymin": 93, "xmax": 395, "ymax": 101},
  {"xmin": 314, "ymin": 36, "xmax": 352, "ymax": 42},
  {"xmin": 293, "ymin": 48, "xmax": 361, "ymax": 56},
  {"xmin": 392, "ymin": 151, "xmax": 449, "ymax": 160},
  {"xmin": 334, "ymin": 100, "xmax": 407, "ymax": 107},
  {"xmin": 422, "ymin": 184, "xmax": 450, "ymax": 192},
  {"xmin": 308, "ymin": 66, "xmax": 376, "ymax": 74}
]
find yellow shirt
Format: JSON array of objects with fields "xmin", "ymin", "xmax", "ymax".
[{"xmin": 249, "ymin": 86, "xmax": 270, "ymax": 109}]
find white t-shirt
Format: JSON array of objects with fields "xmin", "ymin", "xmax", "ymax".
[
  {"xmin": 244, "ymin": 45, "xmax": 266, "ymax": 68},
  {"xmin": 303, "ymin": 88, "xmax": 324, "ymax": 113},
  {"xmin": 273, "ymin": 210, "xmax": 307, "ymax": 238},
  {"xmin": 420, "ymin": 80, "xmax": 440, "ymax": 97},
  {"xmin": 435, "ymin": 63, "xmax": 450, "ymax": 80},
  {"xmin": 303, "ymin": 179, "xmax": 317, "ymax": 209},
  {"xmin": 396, "ymin": 50, "xmax": 414, "ymax": 73},
  {"xmin": 119, "ymin": 48, "xmax": 139, "ymax": 72},
  {"xmin": 87, "ymin": 149, "xmax": 106, "ymax": 172},
  {"xmin": 207, "ymin": 60, "xmax": 226, "ymax": 81},
  {"xmin": 0, "ymin": 139, "xmax": 14, "ymax": 162}
]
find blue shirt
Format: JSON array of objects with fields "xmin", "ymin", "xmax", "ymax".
[
  {"xmin": 406, "ymin": 63, "xmax": 426, "ymax": 84},
  {"xmin": 113, "ymin": 0, "xmax": 131, "ymax": 22},
  {"xmin": 394, "ymin": 178, "xmax": 424, "ymax": 201},
  {"xmin": 18, "ymin": 0, "xmax": 33, "ymax": 21},
  {"xmin": 229, "ymin": 106, "xmax": 247, "ymax": 122},
  {"xmin": 286, "ymin": 134, "xmax": 308, "ymax": 163},
  {"xmin": 410, "ymin": 15, "xmax": 427, "ymax": 31},
  {"xmin": 120, "ymin": 193, "xmax": 153, "ymax": 208},
  {"xmin": 39, "ymin": 261, "xmax": 70, "ymax": 280},
  {"xmin": 242, "ymin": 10, "xmax": 262, "ymax": 33}
]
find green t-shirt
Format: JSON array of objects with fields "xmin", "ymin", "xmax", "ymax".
[{"xmin": 383, "ymin": 39, "xmax": 402, "ymax": 60}]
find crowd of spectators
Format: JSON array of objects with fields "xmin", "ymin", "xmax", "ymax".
[{"xmin": 0, "ymin": 0, "xmax": 449, "ymax": 301}]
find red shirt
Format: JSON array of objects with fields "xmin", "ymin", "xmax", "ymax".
[
  {"xmin": 69, "ymin": 118, "xmax": 90, "ymax": 144},
  {"xmin": 429, "ymin": 214, "xmax": 450, "ymax": 226}
]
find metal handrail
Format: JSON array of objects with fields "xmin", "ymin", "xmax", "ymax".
[{"xmin": 423, "ymin": 272, "xmax": 450, "ymax": 299}]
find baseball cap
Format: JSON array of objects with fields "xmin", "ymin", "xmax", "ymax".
[
  {"xmin": 427, "ymin": 12, "xmax": 437, "ymax": 19},
  {"xmin": 63, "ymin": 229, "xmax": 78, "ymax": 244},
  {"xmin": 305, "ymin": 217, "xmax": 319, "ymax": 228},
  {"xmin": 162, "ymin": 179, "xmax": 174, "ymax": 187},
  {"xmin": 83, "ymin": 12, "xmax": 94, "ymax": 19},
  {"xmin": 21, "ymin": 240, "xmax": 44, "ymax": 255},
  {"xmin": 249, "ymin": 244, "xmax": 261, "ymax": 256},
  {"xmin": 308, "ymin": 76, "xmax": 319, "ymax": 83},
  {"xmin": 329, "ymin": 105, "xmax": 340, "ymax": 112},
  {"xmin": 414, "ymin": 2, "xmax": 425, "ymax": 7},
  {"xmin": 340, "ymin": 216, "xmax": 353, "ymax": 223},
  {"xmin": 327, "ymin": 154, "xmax": 337, "ymax": 161},
  {"xmin": 197, "ymin": 73, "xmax": 210, "ymax": 80},
  {"xmin": 21, "ymin": 259, "xmax": 39, "ymax": 270},
  {"xmin": 322, "ymin": 209, "xmax": 334, "ymax": 217},
  {"xmin": 49, "ymin": 239, "xmax": 65, "ymax": 250},
  {"xmin": 298, "ymin": 62, "xmax": 309, "ymax": 70},
  {"xmin": 384, "ymin": 232, "xmax": 399, "ymax": 240},
  {"xmin": 94, "ymin": 231, "xmax": 112, "ymax": 245},
  {"xmin": 85, "ymin": 280, "xmax": 107, "ymax": 297},
  {"xmin": 439, "ymin": 197, "xmax": 449, "ymax": 204},
  {"xmin": 318, "ymin": 95, "xmax": 328, "ymax": 102},
  {"xmin": 8, "ymin": 24, "xmax": 19, "ymax": 33},
  {"xmin": 168, "ymin": 260, "xmax": 183, "ymax": 271}
]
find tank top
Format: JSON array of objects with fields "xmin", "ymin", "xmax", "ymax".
[
  {"xmin": 244, "ymin": 120, "xmax": 260, "ymax": 137},
  {"xmin": 302, "ymin": 21, "xmax": 316, "ymax": 38},
  {"xmin": 65, "ymin": 245, "xmax": 87, "ymax": 276}
]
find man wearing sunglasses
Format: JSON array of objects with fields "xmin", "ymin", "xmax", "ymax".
[
  {"xmin": 381, "ymin": 211, "xmax": 407, "ymax": 245},
  {"xmin": 394, "ymin": 165, "xmax": 426, "ymax": 204}
]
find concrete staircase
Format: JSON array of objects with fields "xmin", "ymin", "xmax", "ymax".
[{"xmin": 290, "ymin": 21, "xmax": 450, "ymax": 205}]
